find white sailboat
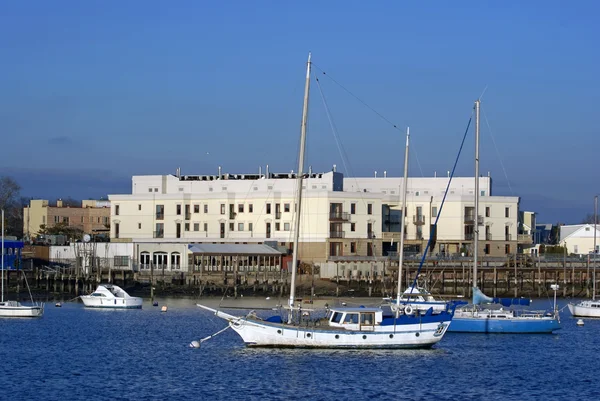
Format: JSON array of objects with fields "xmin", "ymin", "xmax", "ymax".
[
  {"xmin": 568, "ymin": 196, "xmax": 600, "ymax": 318},
  {"xmin": 197, "ymin": 53, "xmax": 455, "ymax": 348},
  {"xmin": 0, "ymin": 209, "xmax": 44, "ymax": 318},
  {"xmin": 448, "ymin": 100, "xmax": 560, "ymax": 333},
  {"xmin": 388, "ymin": 128, "xmax": 447, "ymax": 315}
]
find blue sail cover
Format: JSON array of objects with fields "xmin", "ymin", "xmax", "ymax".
[{"xmin": 473, "ymin": 287, "xmax": 531, "ymax": 307}]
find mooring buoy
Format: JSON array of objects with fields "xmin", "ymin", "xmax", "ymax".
[{"xmin": 577, "ymin": 319, "xmax": 585, "ymax": 326}]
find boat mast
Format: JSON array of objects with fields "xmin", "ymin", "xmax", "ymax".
[
  {"xmin": 594, "ymin": 195, "xmax": 597, "ymax": 300},
  {"xmin": 473, "ymin": 99, "xmax": 480, "ymax": 298},
  {"xmin": 396, "ymin": 127, "xmax": 410, "ymax": 311},
  {"xmin": 1, "ymin": 209, "xmax": 4, "ymax": 303},
  {"xmin": 288, "ymin": 53, "xmax": 311, "ymax": 316}
]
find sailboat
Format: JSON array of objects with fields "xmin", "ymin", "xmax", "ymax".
[
  {"xmin": 447, "ymin": 100, "xmax": 560, "ymax": 333},
  {"xmin": 388, "ymin": 128, "xmax": 448, "ymax": 315},
  {"xmin": 197, "ymin": 53, "xmax": 455, "ymax": 348},
  {"xmin": 0, "ymin": 209, "xmax": 44, "ymax": 318},
  {"xmin": 568, "ymin": 195, "xmax": 600, "ymax": 317}
]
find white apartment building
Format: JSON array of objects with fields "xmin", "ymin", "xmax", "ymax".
[{"xmin": 108, "ymin": 169, "xmax": 527, "ymax": 276}]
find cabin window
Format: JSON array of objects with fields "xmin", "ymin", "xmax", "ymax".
[
  {"xmin": 331, "ymin": 312, "xmax": 343, "ymax": 323},
  {"xmin": 361, "ymin": 313, "xmax": 375, "ymax": 325},
  {"xmin": 344, "ymin": 313, "xmax": 359, "ymax": 324}
]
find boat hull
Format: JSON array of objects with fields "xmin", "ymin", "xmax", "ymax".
[
  {"xmin": 199, "ymin": 305, "xmax": 452, "ymax": 348},
  {"xmin": 80, "ymin": 297, "xmax": 142, "ymax": 309},
  {"xmin": 0, "ymin": 304, "xmax": 44, "ymax": 318},
  {"xmin": 568, "ymin": 303, "xmax": 600, "ymax": 318},
  {"xmin": 448, "ymin": 312, "xmax": 560, "ymax": 333}
]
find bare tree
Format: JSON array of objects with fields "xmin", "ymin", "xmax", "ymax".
[
  {"xmin": 581, "ymin": 214, "xmax": 597, "ymax": 224},
  {"xmin": 0, "ymin": 176, "xmax": 23, "ymax": 237}
]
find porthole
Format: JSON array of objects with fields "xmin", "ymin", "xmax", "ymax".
[
  {"xmin": 415, "ymin": 332, "xmax": 420, "ymax": 337},
  {"xmin": 335, "ymin": 335, "xmax": 340, "ymax": 339},
  {"xmin": 362, "ymin": 335, "xmax": 367, "ymax": 340},
  {"xmin": 389, "ymin": 334, "xmax": 394, "ymax": 339},
  {"xmin": 277, "ymin": 330, "xmax": 282, "ymax": 334},
  {"xmin": 307, "ymin": 333, "xmax": 312, "ymax": 338}
]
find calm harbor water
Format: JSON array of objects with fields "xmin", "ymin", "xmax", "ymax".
[{"xmin": 1, "ymin": 297, "xmax": 598, "ymax": 401}]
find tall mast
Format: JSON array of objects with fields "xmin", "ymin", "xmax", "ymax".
[
  {"xmin": 594, "ymin": 195, "xmax": 597, "ymax": 300},
  {"xmin": 1, "ymin": 209, "xmax": 4, "ymax": 303},
  {"xmin": 473, "ymin": 99, "xmax": 480, "ymax": 297},
  {"xmin": 396, "ymin": 127, "xmax": 410, "ymax": 310},
  {"xmin": 288, "ymin": 53, "xmax": 311, "ymax": 315}
]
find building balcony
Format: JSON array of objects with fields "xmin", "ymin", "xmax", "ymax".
[
  {"xmin": 367, "ymin": 232, "xmax": 376, "ymax": 239},
  {"xmin": 154, "ymin": 231, "xmax": 164, "ymax": 239},
  {"xmin": 229, "ymin": 212, "xmax": 236, "ymax": 220},
  {"xmin": 330, "ymin": 231, "xmax": 345, "ymax": 238},
  {"xmin": 465, "ymin": 233, "xmax": 474, "ymax": 241},
  {"xmin": 381, "ymin": 232, "xmax": 407, "ymax": 241},
  {"xmin": 486, "ymin": 233, "xmax": 493, "ymax": 240},
  {"xmin": 505, "ymin": 234, "xmax": 512, "ymax": 241},
  {"xmin": 464, "ymin": 215, "xmax": 484, "ymax": 225},
  {"xmin": 155, "ymin": 213, "xmax": 164, "ymax": 220},
  {"xmin": 185, "ymin": 213, "xmax": 191, "ymax": 220},
  {"xmin": 329, "ymin": 212, "xmax": 350, "ymax": 221},
  {"xmin": 413, "ymin": 215, "xmax": 425, "ymax": 225},
  {"xmin": 517, "ymin": 234, "xmax": 532, "ymax": 244},
  {"xmin": 275, "ymin": 212, "xmax": 282, "ymax": 220}
]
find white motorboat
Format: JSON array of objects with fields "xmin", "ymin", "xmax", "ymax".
[
  {"xmin": 568, "ymin": 300, "xmax": 600, "ymax": 318},
  {"xmin": 0, "ymin": 209, "xmax": 44, "ymax": 318},
  {"xmin": 81, "ymin": 284, "xmax": 143, "ymax": 309},
  {"xmin": 197, "ymin": 54, "xmax": 455, "ymax": 348}
]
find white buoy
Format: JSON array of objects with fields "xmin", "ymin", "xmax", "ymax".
[
  {"xmin": 161, "ymin": 305, "xmax": 168, "ymax": 312},
  {"xmin": 577, "ymin": 319, "xmax": 585, "ymax": 326},
  {"xmin": 189, "ymin": 341, "xmax": 200, "ymax": 348},
  {"xmin": 55, "ymin": 302, "xmax": 62, "ymax": 307},
  {"xmin": 266, "ymin": 297, "xmax": 270, "ymax": 300}
]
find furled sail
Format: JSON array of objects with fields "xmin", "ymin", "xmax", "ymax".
[{"xmin": 473, "ymin": 287, "xmax": 531, "ymax": 307}]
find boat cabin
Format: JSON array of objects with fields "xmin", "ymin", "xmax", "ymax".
[{"xmin": 327, "ymin": 307, "xmax": 383, "ymax": 331}]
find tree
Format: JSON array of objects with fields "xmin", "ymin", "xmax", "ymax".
[
  {"xmin": 0, "ymin": 176, "xmax": 23, "ymax": 237},
  {"xmin": 581, "ymin": 214, "xmax": 597, "ymax": 224}
]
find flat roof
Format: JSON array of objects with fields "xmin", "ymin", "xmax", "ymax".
[{"xmin": 188, "ymin": 243, "xmax": 283, "ymax": 255}]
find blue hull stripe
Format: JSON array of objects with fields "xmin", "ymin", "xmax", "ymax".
[{"xmin": 447, "ymin": 318, "xmax": 560, "ymax": 333}]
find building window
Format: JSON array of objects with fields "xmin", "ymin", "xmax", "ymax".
[
  {"xmin": 284, "ymin": 222, "xmax": 290, "ymax": 231},
  {"xmin": 176, "ymin": 204, "xmax": 182, "ymax": 215},
  {"xmin": 204, "ymin": 204, "xmax": 208, "ymax": 213},
  {"xmin": 220, "ymin": 204, "xmax": 225, "ymax": 215},
  {"xmin": 350, "ymin": 242, "xmax": 356, "ymax": 253},
  {"xmin": 115, "ymin": 223, "xmax": 120, "ymax": 239},
  {"xmin": 329, "ymin": 242, "xmax": 342, "ymax": 257},
  {"xmin": 351, "ymin": 203, "xmax": 356, "ymax": 214},
  {"xmin": 171, "ymin": 253, "xmax": 181, "ymax": 269},
  {"xmin": 194, "ymin": 223, "xmax": 199, "ymax": 231},
  {"xmin": 284, "ymin": 203, "xmax": 290, "ymax": 213},
  {"xmin": 63, "ymin": 217, "xmax": 69, "ymax": 224},
  {"xmin": 486, "ymin": 207, "xmax": 491, "ymax": 217},
  {"xmin": 238, "ymin": 223, "xmax": 244, "ymax": 231},
  {"xmin": 367, "ymin": 242, "xmax": 373, "ymax": 256},
  {"xmin": 266, "ymin": 204, "xmax": 271, "ymax": 214},
  {"xmin": 505, "ymin": 207, "xmax": 510, "ymax": 218},
  {"xmin": 484, "ymin": 244, "xmax": 490, "ymax": 255},
  {"xmin": 156, "ymin": 205, "xmax": 164, "ymax": 220},
  {"xmin": 148, "ymin": 188, "xmax": 152, "ymax": 193},
  {"xmin": 229, "ymin": 222, "xmax": 235, "ymax": 231},
  {"xmin": 238, "ymin": 204, "xmax": 244, "ymax": 213},
  {"xmin": 138, "ymin": 204, "xmax": 142, "ymax": 211},
  {"xmin": 367, "ymin": 223, "xmax": 373, "ymax": 237},
  {"xmin": 574, "ymin": 245, "xmax": 579, "ymax": 253},
  {"xmin": 351, "ymin": 223, "xmax": 356, "ymax": 232},
  {"xmin": 185, "ymin": 223, "xmax": 190, "ymax": 231},
  {"xmin": 204, "ymin": 223, "xmax": 208, "ymax": 232},
  {"xmin": 249, "ymin": 223, "xmax": 253, "ymax": 232},
  {"xmin": 220, "ymin": 223, "xmax": 225, "ymax": 238},
  {"xmin": 194, "ymin": 204, "xmax": 200, "ymax": 213},
  {"xmin": 275, "ymin": 222, "xmax": 280, "ymax": 231},
  {"xmin": 481, "ymin": 190, "xmax": 485, "ymax": 196},
  {"xmin": 154, "ymin": 188, "xmax": 158, "ymax": 192},
  {"xmin": 115, "ymin": 205, "xmax": 120, "ymax": 216},
  {"xmin": 249, "ymin": 204, "xmax": 253, "ymax": 213},
  {"xmin": 138, "ymin": 223, "xmax": 141, "ymax": 229},
  {"xmin": 54, "ymin": 216, "xmax": 60, "ymax": 223},
  {"xmin": 176, "ymin": 223, "xmax": 181, "ymax": 238},
  {"xmin": 81, "ymin": 216, "xmax": 84, "ymax": 223},
  {"xmin": 367, "ymin": 204, "xmax": 373, "ymax": 215},
  {"xmin": 505, "ymin": 244, "xmax": 511, "ymax": 254},
  {"xmin": 113, "ymin": 256, "xmax": 129, "ymax": 267},
  {"xmin": 155, "ymin": 223, "xmax": 164, "ymax": 238},
  {"xmin": 432, "ymin": 207, "xmax": 438, "ymax": 218}
]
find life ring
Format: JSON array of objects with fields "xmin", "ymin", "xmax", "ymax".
[{"xmin": 404, "ymin": 305, "xmax": 413, "ymax": 315}]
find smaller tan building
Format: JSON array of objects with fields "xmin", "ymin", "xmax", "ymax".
[
  {"xmin": 560, "ymin": 224, "xmax": 600, "ymax": 255},
  {"xmin": 23, "ymin": 199, "xmax": 111, "ymax": 239}
]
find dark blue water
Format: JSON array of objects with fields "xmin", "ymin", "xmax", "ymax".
[{"xmin": 1, "ymin": 298, "xmax": 598, "ymax": 401}]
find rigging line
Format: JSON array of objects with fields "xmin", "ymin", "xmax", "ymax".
[
  {"xmin": 407, "ymin": 114, "xmax": 474, "ymax": 297},
  {"xmin": 314, "ymin": 76, "xmax": 369, "ymax": 208},
  {"xmin": 482, "ymin": 107, "xmax": 514, "ymax": 196}
]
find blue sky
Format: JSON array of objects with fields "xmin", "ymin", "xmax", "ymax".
[{"xmin": 1, "ymin": 1, "xmax": 598, "ymax": 223}]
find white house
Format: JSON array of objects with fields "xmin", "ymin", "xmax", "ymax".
[
  {"xmin": 560, "ymin": 224, "xmax": 600, "ymax": 255},
  {"xmin": 50, "ymin": 242, "xmax": 134, "ymax": 274}
]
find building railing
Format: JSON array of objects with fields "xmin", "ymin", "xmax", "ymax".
[
  {"xmin": 154, "ymin": 231, "xmax": 164, "ymax": 239},
  {"xmin": 465, "ymin": 233, "xmax": 474, "ymax": 240},
  {"xmin": 486, "ymin": 233, "xmax": 493, "ymax": 240},
  {"xmin": 517, "ymin": 234, "xmax": 532, "ymax": 243},
  {"xmin": 229, "ymin": 212, "xmax": 236, "ymax": 220},
  {"xmin": 506, "ymin": 234, "xmax": 512, "ymax": 241},
  {"xmin": 185, "ymin": 213, "xmax": 191, "ymax": 220},
  {"xmin": 367, "ymin": 232, "xmax": 376, "ymax": 239},
  {"xmin": 329, "ymin": 212, "xmax": 350, "ymax": 221},
  {"xmin": 330, "ymin": 231, "xmax": 345, "ymax": 238},
  {"xmin": 413, "ymin": 215, "xmax": 425, "ymax": 225},
  {"xmin": 275, "ymin": 212, "xmax": 282, "ymax": 220},
  {"xmin": 155, "ymin": 213, "xmax": 164, "ymax": 220}
]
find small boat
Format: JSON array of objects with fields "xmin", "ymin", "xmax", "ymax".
[
  {"xmin": 568, "ymin": 196, "xmax": 599, "ymax": 318},
  {"xmin": 80, "ymin": 284, "xmax": 142, "ymax": 309},
  {"xmin": 0, "ymin": 209, "xmax": 44, "ymax": 318},
  {"xmin": 388, "ymin": 286, "xmax": 448, "ymax": 314}
]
